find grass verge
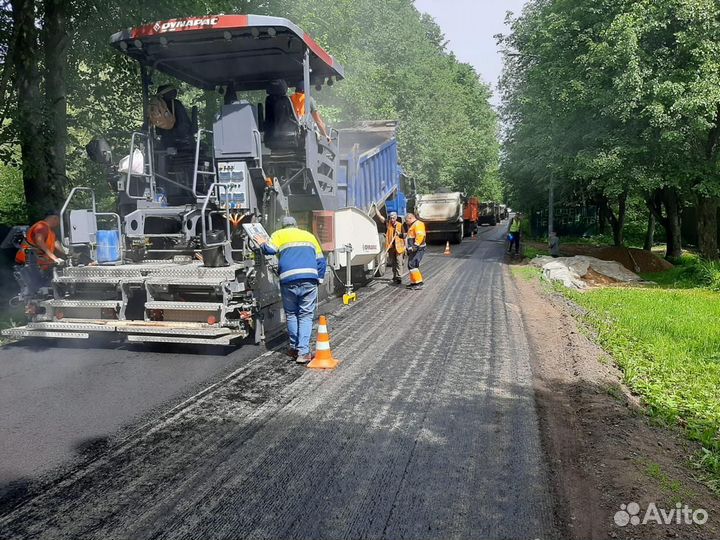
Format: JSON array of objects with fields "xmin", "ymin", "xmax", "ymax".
[
  {"xmin": 642, "ymin": 253, "xmax": 720, "ymax": 292},
  {"xmin": 561, "ymin": 285, "xmax": 720, "ymax": 492},
  {"xmin": 510, "ymin": 265, "xmax": 541, "ymax": 282}
]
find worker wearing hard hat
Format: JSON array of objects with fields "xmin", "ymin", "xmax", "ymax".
[
  {"xmin": 254, "ymin": 216, "xmax": 327, "ymax": 364},
  {"xmin": 405, "ymin": 213, "xmax": 426, "ymax": 290},
  {"xmin": 376, "ymin": 210, "xmax": 406, "ymax": 285}
]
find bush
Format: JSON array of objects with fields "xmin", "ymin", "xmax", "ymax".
[
  {"xmin": 0, "ymin": 164, "xmax": 26, "ymax": 226},
  {"xmin": 693, "ymin": 260, "xmax": 720, "ymax": 292}
]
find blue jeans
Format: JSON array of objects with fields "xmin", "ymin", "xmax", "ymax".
[{"xmin": 281, "ymin": 279, "xmax": 318, "ymax": 356}]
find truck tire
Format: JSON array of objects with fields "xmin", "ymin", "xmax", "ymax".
[
  {"xmin": 451, "ymin": 225, "xmax": 463, "ymax": 245},
  {"xmin": 490, "ymin": 217, "xmax": 497, "ymax": 226}
]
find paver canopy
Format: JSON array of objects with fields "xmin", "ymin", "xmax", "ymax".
[{"xmin": 110, "ymin": 14, "xmax": 345, "ymax": 91}]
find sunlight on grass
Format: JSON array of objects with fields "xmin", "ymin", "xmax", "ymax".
[
  {"xmin": 510, "ymin": 265, "xmax": 541, "ymax": 282},
  {"xmin": 564, "ymin": 286, "xmax": 720, "ymax": 490}
]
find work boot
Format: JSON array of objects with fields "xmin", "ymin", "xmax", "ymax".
[
  {"xmin": 392, "ymin": 277, "xmax": 402, "ymax": 285},
  {"xmin": 296, "ymin": 353, "xmax": 312, "ymax": 364},
  {"xmin": 286, "ymin": 348, "xmax": 298, "ymax": 359}
]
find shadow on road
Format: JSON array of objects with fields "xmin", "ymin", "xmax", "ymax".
[{"xmin": 0, "ymin": 370, "xmax": 563, "ymax": 540}]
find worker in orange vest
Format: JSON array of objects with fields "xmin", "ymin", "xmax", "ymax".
[
  {"xmin": 376, "ymin": 210, "xmax": 406, "ymax": 284},
  {"xmin": 15, "ymin": 211, "xmax": 66, "ymax": 271},
  {"xmin": 405, "ymin": 213, "xmax": 426, "ymax": 290},
  {"xmin": 291, "ymin": 81, "xmax": 331, "ymax": 142}
]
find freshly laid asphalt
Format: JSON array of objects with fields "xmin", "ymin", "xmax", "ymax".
[
  {"xmin": 0, "ymin": 335, "xmax": 260, "ymax": 498},
  {"xmin": 0, "ymin": 224, "xmax": 560, "ymax": 539}
]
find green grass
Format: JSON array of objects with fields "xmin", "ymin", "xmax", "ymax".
[
  {"xmin": 510, "ymin": 265, "xmax": 541, "ymax": 282},
  {"xmin": 523, "ymin": 245, "xmax": 548, "ymax": 260},
  {"xmin": 643, "ymin": 460, "xmax": 696, "ymax": 504},
  {"xmin": 641, "ymin": 266, "xmax": 700, "ymax": 289},
  {"xmin": 642, "ymin": 253, "xmax": 720, "ymax": 291},
  {"xmin": 563, "ymin": 286, "xmax": 720, "ymax": 490}
]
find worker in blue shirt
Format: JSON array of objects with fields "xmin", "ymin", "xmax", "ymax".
[{"xmin": 255, "ymin": 216, "xmax": 327, "ymax": 364}]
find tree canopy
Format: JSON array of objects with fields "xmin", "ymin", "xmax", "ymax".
[
  {"xmin": 0, "ymin": 0, "xmax": 501, "ymax": 224},
  {"xmin": 500, "ymin": 0, "xmax": 720, "ymax": 258}
]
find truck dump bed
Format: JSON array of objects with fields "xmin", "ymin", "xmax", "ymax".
[
  {"xmin": 415, "ymin": 192, "xmax": 465, "ymax": 243},
  {"xmin": 416, "ymin": 193, "xmax": 463, "ymax": 222},
  {"xmin": 337, "ymin": 121, "xmax": 406, "ymax": 215}
]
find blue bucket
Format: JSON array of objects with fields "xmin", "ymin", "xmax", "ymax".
[{"xmin": 97, "ymin": 230, "xmax": 121, "ymax": 263}]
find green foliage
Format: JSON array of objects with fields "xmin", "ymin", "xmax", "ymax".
[
  {"xmin": 0, "ymin": 162, "xmax": 26, "ymax": 224},
  {"xmin": 692, "ymin": 260, "xmax": 720, "ymax": 291},
  {"xmin": 643, "ymin": 255, "xmax": 720, "ymax": 290},
  {"xmin": 287, "ymin": 0, "xmax": 499, "ymax": 196},
  {"xmin": 0, "ymin": 0, "xmax": 499, "ymax": 220},
  {"xmin": 565, "ymin": 285, "xmax": 720, "ymax": 488},
  {"xmin": 521, "ymin": 245, "xmax": 547, "ymax": 260},
  {"xmin": 499, "ymin": 0, "xmax": 720, "ymax": 250}
]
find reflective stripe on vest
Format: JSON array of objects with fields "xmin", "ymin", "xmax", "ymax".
[{"xmin": 279, "ymin": 267, "xmax": 319, "ymax": 281}]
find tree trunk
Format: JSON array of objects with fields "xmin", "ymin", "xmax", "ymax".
[
  {"xmin": 598, "ymin": 198, "xmax": 607, "ymax": 235},
  {"xmin": 11, "ymin": 0, "xmax": 49, "ymax": 222},
  {"xmin": 697, "ymin": 196, "xmax": 719, "ymax": 261},
  {"xmin": 602, "ymin": 192, "xmax": 627, "ymax": 247},
  {"xmin": 0, "ymin": 29, "xmax": 16, "ymax": 128},
  {"xmin": 613, "ymin": 192, "xmax": 627, "ymax": 247},
  {"xmin": 43, "ymin": 0, "xmax": 70, "ymax": 205},
  {"xmin": 643, "ymin": 205, "xmax": 655, "ymax": 251},
  {"xmin": 663, "ymin": 187, "xmax": 682, "ymax": 260}
]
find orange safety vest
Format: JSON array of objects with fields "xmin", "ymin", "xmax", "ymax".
[
  {"xmin": 15, "ymin": 220, "xmax": 57, "ymax": 269},
  {"xmin": 290, "ymin": 92, "xmax": 306, "ymax": 119},
  {"xmin": 385, "ymin": 220, "xmax": 406, "ymax": 254},
  {"xmin": 407, "ymin": 220, "xmax": 426, "ymax": 248}
]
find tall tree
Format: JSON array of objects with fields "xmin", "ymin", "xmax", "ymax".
[
  {"xmin": 500, "ymin": 0, "xmax": 720, "ymax": 259},
  {"xmin": 43, "ymin": 0, "xmax": 70, "ymax": 210},
  {"xmin": 10, "ymin": 0, "xmax": 54, "ymax": 221}
]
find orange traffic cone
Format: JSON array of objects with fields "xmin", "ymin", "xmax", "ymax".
[
  {"xmin": 307, "ymin": 315, "xmax": 339, "ymax": 370},
  {"xmin": 444, "ymin": 241, "xmax": 452, "ymax": 256}
]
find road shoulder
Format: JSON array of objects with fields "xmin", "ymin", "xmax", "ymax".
[{"xmin": 510, "ymin": 270, "xmax": 720, "ymax": 540}]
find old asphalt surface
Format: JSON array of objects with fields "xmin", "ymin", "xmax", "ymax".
[{"xmin": 0, "ymin": 224, "xmax": 560, "ymax": 539}]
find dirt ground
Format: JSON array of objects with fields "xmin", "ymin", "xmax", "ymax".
[
  {"xmin": 527, "ymin": 241, "xmax": 674, "ymax": 273},
  {"xmin": 512, "ymin": 272, "xmax": 720, "ymax": 540}
]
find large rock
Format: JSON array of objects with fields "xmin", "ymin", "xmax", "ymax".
[{"xmin": 530, "ymin": 255, "xmax": 642, "ymax": 290}]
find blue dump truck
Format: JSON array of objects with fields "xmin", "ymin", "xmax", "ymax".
[
  {"xmin": 336, "ymin": 121, "xmax": 413, "ymax": 278},
  {"xmin": 337, "ymin": 120, "xmax": 410, "ymax": 216}
]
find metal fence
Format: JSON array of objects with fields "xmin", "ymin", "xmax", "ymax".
[{"xmin": 530, "ymin": 205, "xmax": 599, "ymax": 237}]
